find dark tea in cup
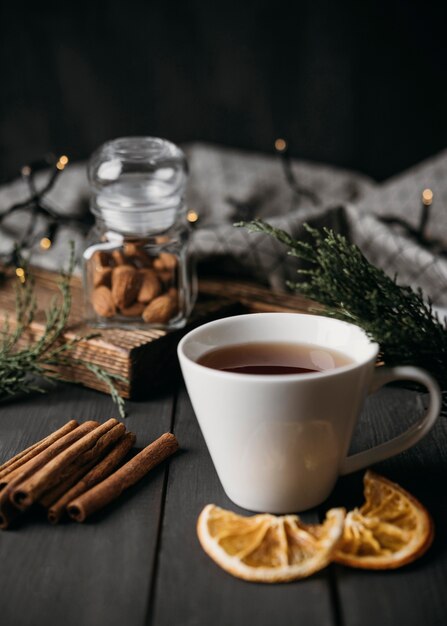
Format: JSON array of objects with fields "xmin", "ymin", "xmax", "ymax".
[{"xmin": 197, "ymin": 341, "xmax": 354, "ymax": 375}]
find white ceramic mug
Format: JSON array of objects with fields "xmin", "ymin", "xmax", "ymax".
[{"xmin": 178, "ymin": 313, "xmax": 441, "ymax": 512}]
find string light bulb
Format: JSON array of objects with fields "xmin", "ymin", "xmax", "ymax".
[
  {"xmin": 422, "ymin": 188, "xmax": 433, "ymax": 206},
  {"xmin": 15, "ymin": 267, "xmax": 26, "ymax": 284},
  {"xmin": 56, "ymin": 155, "xmax": 69, "ymax": 171},
  {"xmin": 40, "ymin": 237, "xmax": 52, "ymax": 250},
  {"xmin": 419, "ymin": 188, "xmax": 434, "ymax": 239},
  {"xmin": 187, "ymin": 209, "xmax": 199, "ymax": 224},
  {"xmin": 274, "ymin": 138, "xmax": 287, "ymax": 152}
]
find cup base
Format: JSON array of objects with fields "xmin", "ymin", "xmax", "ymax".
[{"xmin": 222, "ymin": 487, "xmax": 332, "ymax": 515}]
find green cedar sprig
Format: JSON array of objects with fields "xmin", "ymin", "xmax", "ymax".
[
  {"xmin": 0, "ymin": 245, "xmax": 127, "ymax": 417},
  {"xmin": 237, "ymin": 219, "xmax": 447, "ymax": 407}
]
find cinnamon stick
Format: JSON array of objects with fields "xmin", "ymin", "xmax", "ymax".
[
  {"xmin": 39, "ymin": 424, "xmax": 127, "ymax": 509},
  {"xmin": 67, "ymin": 432, "xmax": 178, "ymax": 522},
  {"xmin": 11, "ymin": 419, "xmax": 122, "ymax": 510},
  {"xmin": 0, "ymin": 486, "xmax": 21, "ymax": 530},
  {"xmin": 0, "ymin": 420, "xmax": 79, "ymax": 481},
  {"xmin": 39, "ymin": 457, "xmax": 102, "ymax": 509},
  {"xmin": 0, "ymin": 421, "xmax": 99, "ymax": 492},
  {"xmin": 48, "ymin": 432, "xmax": 136, "ymax": 524}
]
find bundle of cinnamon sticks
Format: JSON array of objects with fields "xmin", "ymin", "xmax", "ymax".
[{"xmin": 0, "ymin": 419, "xmax": 178, "ymax": 529}]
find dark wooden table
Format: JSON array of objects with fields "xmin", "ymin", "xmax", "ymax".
[{"xmin": 0, "ymin": 380, "xmax": 446, "ymax": 626}]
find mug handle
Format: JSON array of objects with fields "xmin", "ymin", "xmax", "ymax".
[{"xmin": 340, "ymin": 366, "xmax": 441, "ymax": 475}]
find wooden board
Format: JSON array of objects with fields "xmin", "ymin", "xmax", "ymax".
[{"xmin": 0, "ymin": 268, "xmax": 316, "ymax": 399}]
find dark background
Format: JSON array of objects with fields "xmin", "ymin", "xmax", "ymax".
[{"xmin": 0, "ymin": 0, "xmax": 446, "ymax": 183}]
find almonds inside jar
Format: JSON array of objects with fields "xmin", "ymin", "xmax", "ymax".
[{"xmin": 88, "ymin": 244, "xmax": 179, "ymax": 326}]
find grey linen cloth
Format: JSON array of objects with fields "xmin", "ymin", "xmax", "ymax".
[{"xmin": 0, "ymin": 142, "xmax": 446, "ymax": 306}]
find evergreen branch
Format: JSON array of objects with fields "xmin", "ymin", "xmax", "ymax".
[
  {"xmin": 0, "ymin": 244, "xmax": 128, "ymax": 417},
  {"xmin": 237, "ymin": 219, "xmax": 447, "ymax": 410},
  {"xmin": 83, "ymin": 363, "xmax": 127, "ymax": 419}
]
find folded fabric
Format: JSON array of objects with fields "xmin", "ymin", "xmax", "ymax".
[{"xmin": 0, "ymin": 142, "xmax": 446, "ymax": 306}]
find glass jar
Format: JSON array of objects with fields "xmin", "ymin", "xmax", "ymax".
[{"xmin": 83, "ymin": 136, "xmax": 196, "ymax": 329}]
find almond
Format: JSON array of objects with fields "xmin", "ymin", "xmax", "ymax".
[
  {"xmin": 142, "ymin": 294, "xmax": 177, "ymax": 324},
  {"xmin": 120, "ymin": 302, "xmax": 145, "ymax": 317},
  {"xmin": 156, "ymin": 269, "xmax": 175, "ymax": 287},
  {"xmin": 92, "ymin": 250, "xmax": 112, "ymax": 268},
  {"xmin": 93, "ymin": 265, "xmax": 113, "ymax": 288},
  {"xmin": 137, "ymin": 269, "xmax": 162, "ymax": 303},
  {"xmin": 155, "ymin": 235, "xmax": 169, "ymax": 244},
  {"xmin": 153, "ymin": 252, "xmax": 177, "ymax": 271},
  {"xmin": 111, "ymin": 265, "xmax": 141, "ymax": 309},
  {"xmin": 123, "ymin": 242, "xmax": 151, "ymax": 266},
  {"xmin": 160, "ymin": 252, "xmax": 177, "ymax": 270},
  {"xmin": 124, "ymin": 242, "xmax": 142, "ymax": 256},
  {"xmin": 92, "ymin": 286, "xmax": 116, "ymax": 317},
  {"xmin": 112, "ymin": 249, "xmax": 127, "ymax": 266}
]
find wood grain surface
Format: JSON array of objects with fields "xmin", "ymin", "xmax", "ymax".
[{"xmin": 0, "ymin": 382, "xmax": 445, "ymax": 626}]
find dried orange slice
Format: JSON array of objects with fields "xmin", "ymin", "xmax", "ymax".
[
  {"xmin": 335, "ymin": 470, "xmax": 434, "ymax": 569},
  {"xmin": 197, "ymin": 504, "xmax": 345, "ymax": 582}
]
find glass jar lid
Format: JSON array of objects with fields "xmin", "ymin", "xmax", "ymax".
[{"xmin": 88, "ymin": 136, "xmax": 188, "ymax": 235}]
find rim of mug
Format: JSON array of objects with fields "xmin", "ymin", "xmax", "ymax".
[{"xmin": 177, "ymin": 312, "xmax": 379, "ymax": 381}]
